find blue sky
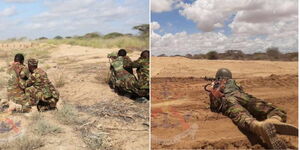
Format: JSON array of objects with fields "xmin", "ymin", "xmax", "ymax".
[
  {"xmin": 151, "ymin": 0, "xmax": 298, "ymax": 55},
  {"xmin": 151, "ymin": 0, "xmax": 199, "ymax": 35},
  {"xmin": 0, "ymin": 0, "xmax": 149, "ymax": 40}
]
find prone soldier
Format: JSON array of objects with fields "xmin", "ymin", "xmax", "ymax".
[{"xmin": 205, "ymin": 68, "xmax": 298, "ymax": 149}]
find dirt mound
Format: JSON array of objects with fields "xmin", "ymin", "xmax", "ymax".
[{"xmin": 239, "ymin": 74, "xmax": 298, "ymax": 89}]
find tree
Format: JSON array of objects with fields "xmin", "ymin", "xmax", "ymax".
[
  {"xmin": 54, "ymin": 36, "xmax": 63, "ymax": 39},
  {"xmin": 103, "ymin": 32, "xmax": 124, "ymax": 39},
  {"xmin": 84, "ymin": 32, "xmax": 101, "ymax": 38},
  {"xmin": 37, "ymin": 37, "xmax": 48, "ymax": 40},
  {"xmin": 206, "ymin": 51, "xmax": 218, "ymax": 60},
  {"xmin": 266, "ymin": 47, "xmax": 281, "ymax": 60},
  {"xmin": 133, "ymin": 24, "xmax": 149, "ymax": 38}
]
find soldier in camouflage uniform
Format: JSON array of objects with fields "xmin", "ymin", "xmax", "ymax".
[
  {"xmin": 207, "ymin": 68, "xmax": 298, "ymax": 149},
  {"xmin": 124, "ymin": 50, "xmax": 149, "ymax": 98},
  {"xmin": 22, "ymin": 59, "xmax": 59, "ymax": 112},
  {"xmin": 6, "ymin": 54, "xmax": 31, "ymax": 112},
  {"xmin": 108, "ymin": 49, "xmax": 147, "ymax": 98},
  {"xmin": 120, "ymin": 49, "xmax": 134, "ymax": 75}
]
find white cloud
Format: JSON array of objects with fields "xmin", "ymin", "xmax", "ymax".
[
  {"xmin": 179, "ymin": 0, "xmax": 297, "ymax": 32},
  {"xmin": 151, "ymin": 21, "xmax": 160, "ymax": 31},
  {"xmin": 4, "ymin": 0, "xmax": 35, "ymax": 2},
  {"xmin": 151, "ymin": 0, "xmax": 179, "ymax": 13},
  {"xmin": 153, "ymin": 0, "xmax": 298, "ymax": 55},
  {"xmin": 152, "ymin": 30, "xmax": 298, "ymax": 55},
  {"xmin": 0, "ymin": 6, "xmax": 17, "ymax": 17}
]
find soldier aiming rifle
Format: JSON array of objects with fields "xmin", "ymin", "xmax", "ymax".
[{"xmin": 204, "ymin": 68, "xmax": 298, "ymax": 149}]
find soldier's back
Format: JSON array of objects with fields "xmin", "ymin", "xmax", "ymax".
[
  {"xmin": 32, "ymin": 68, "xmax": 59, "ymax": 99},
  {"xmin": 7, "ymin": 62, "xmax": 29, "ymax": 103}
]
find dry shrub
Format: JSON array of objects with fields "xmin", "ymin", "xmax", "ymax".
[
  {"xmin": 34, "ymin": 119, "xmax": 63, "ymax": 136},
  {"xmin": 54, "ymin": 104, "xmax": 82, "ymax": 125},
  {"xmin": 0, "ymin": 136, "xmax": 45, "ymax": 150},
  {"xmin": 53, "ymin": 72, "xmax": 66, "ymax": 88}
]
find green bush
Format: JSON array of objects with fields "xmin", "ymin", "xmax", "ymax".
[
  {"xmin": 103, "ymin": 32, "xmax": 124, "ymax": 39},
  {"xmin": 206, "ymin": 51, "xmax": 218, "ymax": 60}
]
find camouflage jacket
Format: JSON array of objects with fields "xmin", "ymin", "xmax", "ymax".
[
  {"xmin": 123, "ymin": 56, "xmax": 133, "ymax": 74},
  {"xmin": 111, "ymin": 56, "xmax": 136, "ymax": 80},
  {"xmin": 7, "ymin": 62, "xmax": 29, "ymax": 100},
  {"xmin": 210, "ymin": 79, "xmax": 249, "ymax": 112},
  {"xmin": 23, "ymin": 68, "xmax": 59, "ymax": 100},
  {"xmin": 125, "ymin": 57, "xmax": 149, "ymax": 89}
]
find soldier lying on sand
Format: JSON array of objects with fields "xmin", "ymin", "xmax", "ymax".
[{"xmin": 205, "ymin": 68, "xmax": 298, "ymax": 149}]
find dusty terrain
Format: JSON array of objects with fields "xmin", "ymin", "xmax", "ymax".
[
  {"xmin": 151, "ymin": 57, "xmax": 298, "ymax": 149},
  {"xmin": 0, "ymin": 43, "xmax": 149, "ymax": 150}
]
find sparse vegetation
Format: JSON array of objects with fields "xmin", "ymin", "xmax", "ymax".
[
  {"xmin": 181, "ymin": 47, "xmax": 298, "ymax": 61},
  {"xmin": 55, "ymin": 104, "xmax": 82, "ymax": 125},
  {"xmin": 103, "ymin": 32, "xmax": 124, "ymax": 39},
  {"xmin": 45, "ymin": 36, "xmax": 148, "ymax": 50},
  {"xmin": 15, "ymin": 136, "xmax": 44, "ymax": 150},
  {"xmin": 43, "ymin": 24, "xmax": 149, "ymax": 50},
  {"xmin": 34, "ymin": 119, "xmax": 63, "ymax": 136},
  {"xmin": 54, "ymin": 71, "xmax": 66, "ymax": 88},
  {"xmin": 0, "ymin": 136, "xmax": 45, "ymax": 150},
  {"xmin": 80, "ymin": 127, "xmax": 110, "ymax": 150}
]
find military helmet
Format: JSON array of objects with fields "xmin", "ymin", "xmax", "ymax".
[{"xmin": 215, "ymin": 68, "xmax": 232, "ymax": 79}]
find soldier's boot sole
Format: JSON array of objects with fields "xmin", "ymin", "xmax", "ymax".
[
  {"xmin": 271, "ymin": 122, "xmax": 298, "ymax": 136},
  {"xmin": 261, "ymin": 122, "xmax": 287, "ymax": 149}
]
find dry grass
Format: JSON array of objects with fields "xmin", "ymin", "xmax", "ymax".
[
  {"xmin": 1, "ymin": 43, "xmax": 56, "ymax": 62},
  {"xmin": 53, "ymin": 72, "xmax": 66, "ymax": 88},
  {"xmin": 45, "ymin": 36, "xmax": 148, "ymax": 50},
  {"xmin": 80, "ymin": 127, "xmax": 111, "ymax": 150},
  {"xmin": 54, "ymin": 104, "xmax": 82, "ymax": 125},
  {"xmin": 0, "ymin": 136, "xmax": 44, "ymax": 150},
  {"xmin": 31, "ymin": 112, "xmax": 63, "ymax": 136},
  {"xmin": 14, "ymin": 136, "xmax": 44, "ymax": 150},
  {"xmin": 34, "ymin": 119, "xmax": 63, "ymax": 136}
]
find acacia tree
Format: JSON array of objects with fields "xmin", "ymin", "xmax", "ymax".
[{"xmin": 133, "ymin": 24, "xmax": 149, "ymax": 38}]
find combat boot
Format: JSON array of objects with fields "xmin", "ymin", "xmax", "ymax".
[
  {"xmin": 265, "ymin": 116, "xmax": 298, "ymax": 136},
  {"xmin": 250, "ymin": 120, "xmax": 287, "ymax": 149}
]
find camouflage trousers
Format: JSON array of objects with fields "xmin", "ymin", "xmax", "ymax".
[
  {"xmin": 220, "ymin": 92, "xmax": 287, "ymax": 131},
  {"xmin": 7, "ymin": 89, "xmax": 31, "ymax": 112},
  {"xmin": 25, "ymin": 87, "xmax": 58, "ymax": 111},
  {"xmin": 115, "ymin": 74, "xmax": 148, "ymax": 97}
]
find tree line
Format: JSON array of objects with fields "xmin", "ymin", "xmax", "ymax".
[{"xmin": 158, "ymin": 47, "xmax": 298, "ymax": 61}]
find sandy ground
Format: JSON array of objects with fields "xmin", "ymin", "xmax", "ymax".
[
  {"xmin": 151, "ymin": 57, "xmax": 298, "ymax": 149},
  {"xmin": 0, "ymin": 43, "xmax": 149, "ymax": 150}
]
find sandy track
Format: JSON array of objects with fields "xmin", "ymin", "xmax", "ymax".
[{"xmin": 151, "ymin": 57, "xmax": 298, "ymax": 149}]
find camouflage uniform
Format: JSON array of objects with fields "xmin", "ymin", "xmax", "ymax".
[
  {"xmin": 125, "ymin": 57, "xmax": 149, "ymax": 90},
  {"xmin": 210, "ymin": 79, "xmax": 287, "ymax": 131},
  {"xmin": 7, "ymin": 62, "xmax": 31, "ymax": 111},
  {"xmin": 110, "ymin": 56, "xmax": 146, "ymax": 97},
  {"xmin": 23, "ymin": 60, "xmax": 59, "ymax": 111},
  {"xmin": 123, "ymin": 56, "xmax": 134, "ymax": 74}
]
